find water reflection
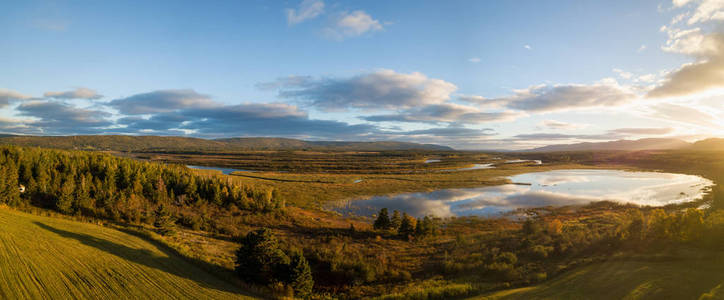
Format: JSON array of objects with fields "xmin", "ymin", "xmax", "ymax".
[
  {"xmin": 186, "ymin": 165, "xmax": 255, "ymax": 175},
  {"xmin": 330, "ymin": 169, "xmax": 713, "ymax": 218}
]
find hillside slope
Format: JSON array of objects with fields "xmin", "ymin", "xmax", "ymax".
[
  {"xmin": 476, "ymin": 247, "xmax": 724, "ymax": 299},
  {"xmin": 0, "ymin": 135, "xmax": 453, "ymax": 151},
  {"xmin": 0, "ymin": 207, "xmax": 254, "ymax": 299},
  {"xmin": 526, "ymin": 138, "xmax": 690, "ymax": 152},
  {"xmin": 689, "ymin": 138, "xmax": 724, "ymax": 151}
]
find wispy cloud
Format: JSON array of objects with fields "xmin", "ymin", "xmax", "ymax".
[
  {"xmin": 44, "ymin": 87, "xmax": 103, "ymax": 100},
  {"xmin": 286, "ymin": 0, "xmax": 325, "ymax": 25},
  {"xmin": 324, "ymin": 10, "xmax": 383, "ymax": 40},
  {"xmin": 540, "ymin": 120, "xmax": 587, "ymax": 130}
]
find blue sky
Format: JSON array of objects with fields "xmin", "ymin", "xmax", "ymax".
[{"xmin": 2, "ymin": 0, "xmax": 724, "ymax": 149}]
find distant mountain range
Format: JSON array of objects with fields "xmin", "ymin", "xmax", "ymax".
[
  {"xmin": 0, "ymin": 135, "xmax": 453, "ymax": 152},
  {"xmin": 524, "ymin": 138, "xmax": 692, "ymax": 152}
]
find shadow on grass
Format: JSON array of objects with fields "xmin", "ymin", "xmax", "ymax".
[{"xmin": 32, "ymin": 221, "xmax": 251, "ymax": 297}]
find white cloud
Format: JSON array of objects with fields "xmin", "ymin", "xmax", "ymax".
[
  {"xmin": 324, "ymin": 10, "xmax": 383, "ymax": 39},
  {"xmin": 268, "ymin": 69, "xmax": 457, "ymax": 111},
  {"xmin": 686, "ymin": 0, "xmax": 724, "ymax": 25},
  {"xmin": 638, "ymin": 44, "xmax": 647, "ymax": 52},
  {"xmin": 540, "ymin": 120, "xmax": 587, "ymax": 130},
  {"xmin": 286, "ymin": 0, "xmax": 325, "ymax": 25},
  {"xmin": 491, "ymin": 81, "xmax": 637, "ymax": 113},
  {"xmin": 109, "ymin": 89, "xmax": 218, "ymax": 115},
  {"xmin": 613, "ymin": 68, "xmax": 634, "ymax": 79},
  {"xmin": 468, "ymin": 57, "xmax": 481, "ymax": 63},
  {"xmin": 0, "ymin": 89, "xmax": 32, "ymax": 107},
  {"xmin": 649, "ymin": 0, "xmax": 724, "ymax": 97},
  {"xmin": 524, "ymin": 44, "xmax": 532, "ymax": 50},
  {"xmin": 44, "ymin": 87, "xmax": 103, "ymax": 100}
]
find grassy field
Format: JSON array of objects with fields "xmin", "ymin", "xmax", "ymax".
[
  {"xmin": 0, "ymin": 207, "xmax": 255, "ymax": 299},
  {"xmin": 476, "ymin": 246, "xmax": 724, "ymax": 299}
]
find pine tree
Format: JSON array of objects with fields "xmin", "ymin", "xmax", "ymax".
[
  {"xmin": 390, "ymin": 210, "xmax": 402, "ymax": 231},
  {"xmin": 235, "ymin": 228, "xmax": 290, "ymax": 285},
  {"xmin": 399, "ymin": 213, "xmax": 416, "ymax": 237},
  {"xmin": 286, "ymin": 251, "xmax": 314, "ymax": 297},
  {"xmin": 153, "ymin": 204, "xmax": 177, "ymax": 236},
  {"xmin": 373, "ymin": 208, "xmax": 391, "ymax": 230},
  {"xmin": 57, "ymin": 176, "xmax": 75, "ymax": 214},
  {"xmin": 414, "ymin": 217, "xmax": 423, "ymax": 236},
  {"xmin": 420, "ymin": 215, "xmax": 435, "ymax": 236}
]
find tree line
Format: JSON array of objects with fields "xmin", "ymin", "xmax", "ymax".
[
  {"xmin": 0, "ymin": 146, "xmax": 284, "ymax": 227},
  {"xmin": 373, "ymin": 208, "xmax": 439, "ymax": 238}
]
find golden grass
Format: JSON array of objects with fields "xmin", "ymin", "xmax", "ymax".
[
  {"xmin": 474, "ymin": 247, "xmax": 724, "ymax": 300},
  {"xmin": 0, "ymin": 207, "xmax": 255, "ymax": 299}
]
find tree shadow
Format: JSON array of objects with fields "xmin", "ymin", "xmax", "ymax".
[{"xmin": 32, "ymin": 221, "xmax": 252, "ymax": 296}]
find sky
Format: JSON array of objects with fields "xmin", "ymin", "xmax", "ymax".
[{"xmin": 1, "ymin": 0, "xmax": 724, "ymax": 150}]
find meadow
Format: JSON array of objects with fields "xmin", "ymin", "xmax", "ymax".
[{"xmin": 0, "ymin": 206, "xmax": 254, "ymax": 299}]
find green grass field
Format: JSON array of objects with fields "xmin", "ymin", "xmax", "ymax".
[
  {"xmin": 0, "ymin": 207, "xmax": 255, "ymax": 299},
  {"xmin": 477, "ymin": 247, "xmax": 724, "ymax": 300}
]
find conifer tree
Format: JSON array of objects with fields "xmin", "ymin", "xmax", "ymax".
[
  {"xmin": 373, "ymin": 208, "xmax": 391, "ymax": 230},
  {"xmin": 153, "ymin": 204, "xmax": 177, "ymax": 235},
  {"xmin": 390, "ymin": 210, "xmax": 402, "ymax": 231},
  {"xmin": 286, "ymin": 251, "xmax": 314, "ymax": 297},
  {"xmin": 399, "ymin": 213, "xmax": 416, "ymax": 237}
]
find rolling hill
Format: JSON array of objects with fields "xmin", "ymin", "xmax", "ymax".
[
  {"xmin": 689, "ymin": 138, "xmax": 724, "ymax": 151},
  {"xmin": 525, "ymin": 138, "xmax": 691, "ymax": 152},
  {"xmin": 0, "ymin": 207, "xmax": 254, "ymax": 299},
  {"xmin": 0, "ymin": 135, "xmax": 453, "ymax": 152},
  {"xmin": 476, "ymin": 247, "xmax": 724, "ymax": 299},
  {"xmin": 217, "ymin": 137, "xmax": 453, "ymax": 151}
]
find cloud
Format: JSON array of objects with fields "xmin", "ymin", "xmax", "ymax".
[
  {"xmin": 649, "ymin": 32, "xmax": 724, "ymax": 97},
  {"xmin": 468, "ymin": 57, "xmax": 481, "ymax": 63},
  {"xmin": 324, "ymin": 10, "xmax": 383, "ymax": 39},
  {"xmin": 398, "ymin": 127, "xmax": 496, "ymax": 137},
  {"xmin": 649, "ymin": 1, "xmax": 724, "ymax": 97},
  {"xmin": 364, "ymin": 103, "xmax": 522, "ymax": 124},
  {"xmin": 685, "ymin": 0, "xmax": 724, "ymax": 24},
  {"xmin": 44, "ymin": 87, "xmax": 103, "ymax": 100},
  {"xmin": 524, "ymin": 44, "xmax": 532, "ymax": 50},
  {"xmin": 492, "ymin": 82, "xmax": 637, "ymax": 113},
  {"xmin": 608, "ymin": 127, "xmax": 674, "ymax": 135},
  {"xmin": 286, "ymin": 0, "xmax": 324, "ymax": 25},
  {"xmin": 648, "ymin": 102, "xmax": 719, "ymax": 127},
  {"xmin": 109, "ymin": 89, "xmax": 217, "ymax": 115},
  {"xmin": 513, "ymin": 133, "xmax": 618, "ymax": 141},
  {"xmin": 0, "ymin": 117, "xmax": 42, "ymax": 135},
  {"xmin": 540, "ymin": 120, "xmax": 586, "ymax": 130},
  {"xmin": 16, "ymin": 100, "xmax": 112, "ymax": 134},
  {"xmin": 113, "ymin": 100, "xmax": 378, "ymax": 139},
  {"xmin": 0, "ymin": 89, "xmax": 32, "ymax": 107},
  {"xmin": 613, "ymin": 68, "xmax": 633, "ymax": 79},
  {"xmin": 268, "ymin": 69, "xmax": 457, "ymax": 111},
  {"xmin": 638, "ymin": 44, "xmax": 647, "ymax": 52}
]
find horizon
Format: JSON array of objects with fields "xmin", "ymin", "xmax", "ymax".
[
  {"xmin": 3, "ymin": 0, "xmax": 724, "ymax": 150},
  {"xmin": 0, "ymin": 133, "xmax": 711, "ymax": 151}
]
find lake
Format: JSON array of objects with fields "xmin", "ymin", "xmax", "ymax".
[
  {"xmin": 186, "ymin": 165, "xmax": 255, "ymax": 175},
  {"xmin": 329, "ymin": 169, "xmax": 714, "ymax": 218}
]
